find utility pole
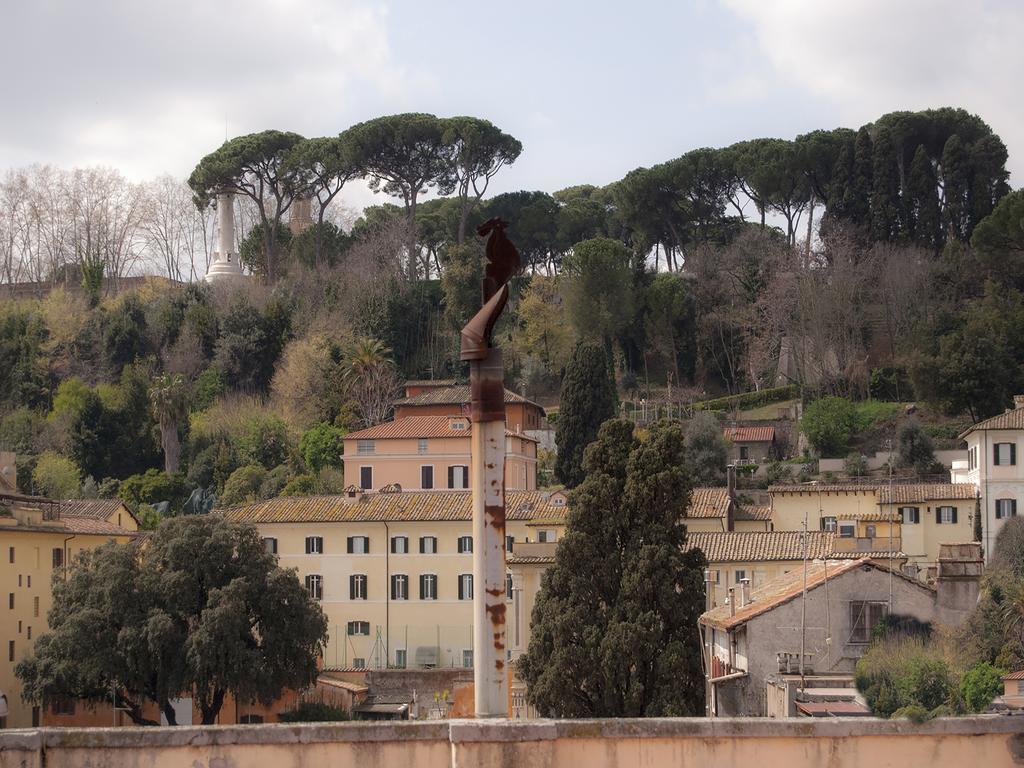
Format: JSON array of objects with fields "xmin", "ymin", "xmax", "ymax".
[{"xmin": 461, "ymin": 219, "xmax": 520, "ymax": 718}]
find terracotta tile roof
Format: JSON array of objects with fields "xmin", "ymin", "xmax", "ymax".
[
  {"xmin": 224, "ymin": 490, "xmax": 566, "ymax": 525},
  {"xmin": 395, "ymin": 384, "xmax": 543, "ymax": 411},
  {"xmin": 685, "ymin": 531, "xmax": 835, "ymax": 562},
  {"xmin": 316, "ymin": 673, "xmax": 369, "ymax": 694},
  {"xmin": 404, "ymin": 379, "xmax": 458, "ymax": 388},
  {"xmin": 60, "ymin": 498, "xmax": 132, "ymax": 521},
  {"xmin": 877, "ymin": 483, "xmax": 978, "ymax": 504},
  {"xmin": 723, "ymin": 425, "xmax": 775, "ymax": 443},
  {"xmin": 507, "ymin": 553, "xmax": 556, "ymax": 565},
  {"xmin": 836, "ymin": 510, "xmax": 899, "ymax": 521},
  {"xmin": 59, "ymin": 516, "xmax": 136, "ymax": 536},
  {"xmin": 960, "ymin": 407, "xmax": 1024, "ymax": 438},
  {"xmin": 700, "ymin": 558, "xmax": 932, "ymax": 631},
  {"xmin": 769, "ymin": 483, "xmax": 879, "ymax": 495},
  {"xmin": 687, "ymin": 487, "xmax": 731, "ymax": 518},
  {"xmin": 736, "ymin": 504, "xmax": 772, "ymax": 521},
  {"xmin": 829, "ymin": 550, "xmax": 907, "ymax": 560},
  {"xmin": 1002, "ymin": 670, "xmax": 1024, "ymax": 681},
  {"xmin": 343, "ymin": 416, "xmax": 537, "ymax": 442}
]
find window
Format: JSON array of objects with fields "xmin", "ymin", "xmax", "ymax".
[
  {"xmin": 50, "ymin": 697, "xmax": 75, "ymax": 716},
  {"xmin": 421, "ymin": 465, "xmax": 434, "ymax": 489},
  {"xmin": 506, "ymin": 573, "xmax": 513, "ymax": 600},
  {"xmin": 26, "ymin": 626, "xmax": 31, "ymax": 639},
  {"xmin": 451, "ymin": 419, "xmax": 468, "ymax": 430},
  {"xmin": 347, "ymin": 621, "xmax": 370, "ymax": 636},
  {"xmin": 505, "ymin": 535, "xmax": 514, "ymax": 553},
  {"xmin": 305, "ymin": 574, "xmax": 323, "ymax": 600},
  {"xmin": 391, "ymin": 574, "xmax": 409, "ymax": 600},
  {"xmin": 8, "ymin": 593, "xmax": 12, "ymax": 609},
  {"xmin": 714, "ymin": 570, "xmax": 721, "ymax": 585},
  {"xmin": 347, "ymin": 536, "xmax": 370, "ymax": 554},
  {"xmin": 26, "ymin": 575, "xmax": 30, "ymax": 587},
  {"xmin": 995, "ymin": 442, "xmax": 1017, "ymax": 466},
  {"xmin": 263, "ymin": 537, "xmax": 278, "ymax": 554},
  {"xmin": 448, "ymin": 465, "xmax": 469, "ymax": 489},
  {"xmin": 420, "ymin": 573, "xmax": 438, "ymax": 600},
  {"xmin": 865, "ymin": 525, "xmax": 877, "ymax": 539},
  {"xmin": 419, "ymin": 536, "xmax": 437, "ymax": 554},
  {"xmin": 739, "ymin": 445, "xmax": 749, "ymax": 461},
  {"xmin": 937, "ymin": 506, "xmax": 958, "ymax": 525},
  {"xmin": 395, "ymin": 649, "xmax": 407, "ymax": 668},
  {"xmin": 8, "ymin": 546, "xmax": 13, "ymax": 564},
  {"xmin": 850, "ymin": 601, "xmax": 888, "ymax": 643},
  {"xmin": 900, "ymin": 507, "xmax": 920, "ymax": 524},
  {"xmin": 1018, "ymin": 680, "xmax": 1024, "ymax": 695},
  {"xmin": 391, "ymin": 535, "xmax": 409, "ymax": 554},
  {"xmin": 239, "ymin": 714, "xmax": 264, "ymax": 724},
  {"xmin": 458, "ymin": 573, "xmax": 473, "ymax": 601},
  {"xmin": 838, "ymin": 522, "xmax": 855, "ymax": 538},
  {"xmin": 417, "ymin": 439, "xmax": 428, "ymax": 455},
  {"xmin": 357, "ymin": 440, "xmax": 375, "ymax": 455},
  {"xmin": 8, "ymin": 640, "xmax": 13, "ymax": 662},
  {"xmin": 350, "ymin": 574, "xmax": 368, "ymax": 600},
  {"xmin": 968, "ymin": 447, "xmax": 978, "ymax": 470},
  {"xmin": 734, "ymin": 569, "xmax": 747, "ymax": 584},
  {"xmin": 33, "ymin": 597, "xmax": 39, "ymax": 617},
  {"xmin": 359, "ymin": 466, "xmax": 373, "ymax": 490},
  {"xmin": 463, "ymin": 649, "xmax": 474, "ymax": 668},
  {"xmin": 821, "ymin": 516, "xmax": 837, "ymax": 532},
  {"xmin": 305, "ymin": 536, "xmax": 323, "ymax": 555},
  {"xmin": 353, "ymin": 657, "xmax": 366, "ymax": 669},
  {"xmin": 996, "ymin": 499, "xmax": 1018, "ymax": 519},
  {"xmin": 457, "ymin": 535, "xmax": 473, "ymax": 554},
  {"xmin": 537, "ymin": 530, "xmax": 556, "ymax": 543},
  {"xmin": 51, "ymin": 548, "xmax": 63, "ymax": 568}
]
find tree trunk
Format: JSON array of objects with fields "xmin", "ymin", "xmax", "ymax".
[
  {"xmin": 407, "ymin": 195, "xmax": 419, "ymax": 280},
  {"xmin": 161, "ymin": 420, "xmax": 180, "ymax": 474},
  {"xmin": 199, "ymin": 688, "xmax": 226, "ymax": 725},
  {"xmin": 161, "ymin": 702, "xmax": 178, "ymax": 726}
]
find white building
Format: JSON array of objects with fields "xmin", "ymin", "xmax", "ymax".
[{"xmin": 950, "ymin": 395, "xmax": 1024, "ymax": 558}]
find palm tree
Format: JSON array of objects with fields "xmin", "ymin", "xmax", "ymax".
[
  {"xmin": 149, "ymin": 373, "xmax": 189, "ymax": 473},
  {"xmin": 344, "ymin": 337, "xmax": 400, "ymax": 427}
]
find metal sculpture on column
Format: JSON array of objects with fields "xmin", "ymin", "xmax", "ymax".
[{"xmin": 461, "ymin": 218, "xmax": 520, "ymax": 717}]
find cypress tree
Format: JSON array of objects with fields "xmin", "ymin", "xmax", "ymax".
[
  {"xmin": 941, "ymin": 134, "xmax": 970, "ymax": 241},
  {"xmin": 554, "ymin": 342, "xmax": 617, "ymax": 488},
  {"xmin": 518, "ymin": 419, "xmax": 707, "ymax": 717},
  {"xmin": 906, "ymin": 144, "xmax": 941, "ymax": 250},
  {"xmin": 826, "ymin": 137, "xmax": 855, "ymax": 223},
  {"xmin": 870, "ymin": 125, "xmax": 902, "ymax": 241},
  {"xmin": 845, "ymin": 127, "xmax": 873, "ymax": 227}
]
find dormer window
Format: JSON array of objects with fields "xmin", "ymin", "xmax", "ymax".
[{"xmin": 449, "ymin": 418, "xmax": 468, "ymax": 430}]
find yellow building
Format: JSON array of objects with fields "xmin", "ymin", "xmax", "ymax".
[
  {"xmin": 342, "ymin": 416, "xmax": 538, "ymax": 492},
  {"xmin": 876, "ymin": 484, "xmax": 977, "ymax": 578},
  {"xmin": 224, "ymin": 490, "xmax": 567, "ymax": 671},
  {"xmin": 0, "ymin": 494, "xmax": 137, "ymax": 728}
]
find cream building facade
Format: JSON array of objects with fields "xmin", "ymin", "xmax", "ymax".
[
  {"xmin": 225, "ymin": 490, "xmax": 567, "ymax": 672},
  {"xmin": 343, "ymin": 416, "xmax": 538, "ymax": 492},
  {"xmin": 0, "ymin": 495, "xmax": 137, "ymax": 728}
]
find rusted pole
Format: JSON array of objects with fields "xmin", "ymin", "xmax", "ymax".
[{"xmin": 462, "ymin": 218, "xmax": 520, "ymax": 718}]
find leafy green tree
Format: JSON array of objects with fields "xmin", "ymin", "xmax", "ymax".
[
  {"xmin": 555, "ymin": 342, "xmax": 617, "ymax": 488},
  {"xmin": 285, "ymin": 136, "xmax": 359, "ymax": 266},
  {"xmin": 16, "ymin": 516, "xmax": 327, "ymax": 725},
  {"xmin": 188, "ymin": 130, "xmax": 306, "ymax": 282},
  {"xmin": 847, "ymin": 127, "xmax": 874, "ymax": 228},
  {"xmin": 801, "ymin": 396, "xmax": 859, "ymax": 457},
  {"xmin": 562, "ymin": 237, "xmax": 634, "ymax": 354},
  {"xmin": 684, "ymin": 412, "xmax": 727, "ymax": 486},
  {"xmin": 280, "ymin": 473, "xmax": 317, "ymax": 497},
  {"xmin": 514, "ymin": 275, "xmax": 574, "ymax": 377},
  {"xmin": 645, "ymin": 272, "xmax": 697, "ymax": 384},
  {"xmin": 299, "ymin": 422, "xmax": 346, "ymax": 474},
  {"xmin": 343, "ymin": 113, "xmax": 456, "ymax": 276},
  {"xmin": 897, "ymin": 420, "xmax": 937, "ymax": 475},
  {"xmin": 519, "ymin": 419, "xmax": 706, "ymax": 717},
  {"xmin": 481, "ymin": 191, "xmax": 561, "ymax": 272},
  {"xmin": 870, "ymin": 125, "xmax": 902, "ymax": 241},
  {"xmin": 102, "ymin": 296, "xmax": 149, "ymax": 374},
  {"xmin": 214, "ymin": 297, "xmax": 292, "ymax": 393},
  {"xmin": 150, "ymin": 373, "xmax": 189, "ymax": 474},
  {"xmin": 442, "ymin": 117, "xmax": 522, "ymax": 244},
  {"xmin": 941, "ymin": 134, "xmax": 971, "ymax": 241},
  {"xmin": 844, "ymin": 452, "xmax": 869, "ymax": 478},
  {"xmin": 235, "ymin": 415, "xmax": 293, "ymax": 470},
  {"xmin": 906, "ymin": 145, "xmax": 942, "ymax": 250},
  {"xmin": 31, "ymin": 451, "xmax": 81, "ymax": 498},
  {"xmin": 439, "ymin": 242, "xmax": 482, "ymax": 331},
  {"xmin": 220, "ymin": 464, "xmax": 268, "ymax": 506},
  {"xmin": 238, "ymin": 222, "xmax": 293, "ymax": 278},
  {"xmin": 991, "ymin": 517, "xmax": 1024, "ymax": 580},
  {"xmin": 0, "ymin": 304, "xmax": 49, "ymax": 410},
  {"xmin": 972, "ymin": 189, "xmax": 1024, "ymax": 288},
  {"xmin": 117, "ymin": 469, "xmax": 190, "ymax": 513},
  {"xmin": 960, "ymin": 661, "xmax": 1005, "ymax": 712}
]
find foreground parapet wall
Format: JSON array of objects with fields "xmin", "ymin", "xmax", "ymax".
[{"xmin": 1, "ymin": 716, "xmax": 1023, "ymax": 768}]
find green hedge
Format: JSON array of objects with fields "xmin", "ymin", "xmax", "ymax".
[{"xmin": 693, "ymin": 385, "xmax": 798, "ymax": 413}]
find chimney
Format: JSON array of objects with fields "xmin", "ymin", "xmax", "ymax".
[
  {"xmin": 739, "ymin": 578, "xmax": 751, "ymax": 608},
  {"xmin": 1015, "ymin": 395, "xmax": 1024, "ymax": 410},
  {"xmin": 728, "ymin": 588, "xmax": 736, "ymax": 616},
  {"xmin": 726, "ymin": 465, "xmax": 737, "ymax": 532},
  {"xmin": 935, "ymin": 543, "xmax": 983, "ymax": 623}
]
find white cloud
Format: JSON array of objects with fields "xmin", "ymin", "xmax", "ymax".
[{"xmin": 721, "ymin": 0, "xmax": 1024, "ymax": 182}]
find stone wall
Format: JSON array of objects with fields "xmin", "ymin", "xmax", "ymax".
[{"xmin": 1, "ymin": 717, "xmax": 1022, "ymax": 768}]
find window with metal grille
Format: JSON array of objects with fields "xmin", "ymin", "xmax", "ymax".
[
  {"xmin": 357, "ymin": 440, "xmax": 375, "ymax": 455},
  {"xmin": 849, "ymin": 600, "xmax": 888, "ymax": 643},
  {"xmin": 420, "ymin": 574, "xmax": 437, "ymax": 600},
  {"xmin": 838, "ymin": 522, "xmax": 855, "ymax": 538},
  {"xmin": 821, "ymin": 516, "xmax": 837, "ymax": 532},
  {"xmin": 462, "ymin": 649, "xmax": 473, "ymax": 668},
  {"xmin": 350, "ymin": 574, "xmax": 367, "ymax": 600},
  {"xmin": 391, "ymin": 574, "xmax": 409, "ymax": 600},
  {"xmin": 417, "ymin": 439, "xmax": 428, "ymax": 455},
  {"xmin": 395, "ymin": 649, "xmax": 407, "ymax": 668}
]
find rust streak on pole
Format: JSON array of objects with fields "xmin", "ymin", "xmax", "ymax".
[{"xmin": 462, "ymin": 218, "xmax": 519, "ymax": 718}]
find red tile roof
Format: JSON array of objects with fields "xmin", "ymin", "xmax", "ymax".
[
  {"xmin": 685, "ymin": 531, "xmax": 835, "ymax": 562},
  {"xmin": 59, "ymin": 517, "xmax": 136, "ymax": 536},
  {"xmin": 1002, "ymin": 670, "xmax": 1024, "ymax": 681},
  {"xmin": 60, "ymin": 498, "xmax": 133, "ymax": 521},
  {"xmin": 960, "ymin": 406, "xmax": 1024, "ymax": 437},
  {"xmin": 876, "ymin": 483, "xmax": 978, "ymax": 504},
  {"xmin": 395, "ymin": 385, "xmax": 542, "ymax": 411},
  {"xmin": 344, "ymin": 416, "xmax": 536, "ymax": 442},
  {"xmin": 724, "ymin": 425, "xmax": 775, "ymax": 443},
  {"xmin": 687, "ymin": 487, "xmax": 731, "ymax": 518}
]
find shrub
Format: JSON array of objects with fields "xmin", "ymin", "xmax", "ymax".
[
  {"xmin": 844, "ymin": 452, "xmax": 869, "ymax": 477},
  {"xmin": 960, "ymin": 661, "xmax": 1005, "ymax": 713},
  {"xmin": 692, "ymin": 385, "xmax": 797, "ymax": 413},
  {"xmin": 192, "ymin": 367, "xmax": 226, "ymax": 412},
  {"xmin": 118, "ymin": 469, "xmax": 189, "ymax": 512},
  {"xmin": 280, "ymin": 473, "xmax": 317, "ymax": 497},
  {"xmin": 897, "ymin": 420, "xmax": 938, "ymax": 475},
  {"xmin": 856, "ymin": 634, "xmax": 956, "ymax": 718},
  {"xmin": 869, "ymin": 366, "xmax": 912, "ymax": 401},
  {"xmin": 259, "ymin": 464, "xmax": 294, "ymax": 498},
  {"xmin": 766, "ymin": 460, "xmax": 792, "ymax": 485},
  {"xmin": 277, "ymin": 700, "xmax": 350, "ymax": 723},
  {"xmin": 300, "ymin": 422, "xmax": 346, "ymax": 474},
  {"xmin": 890, "ymin": 704, "xmax": 931, "ymax": 723},
  {"xmin": 220, "ymin": 464, "xmax": 267, "ymax": 507},
  {"xmin": 236, "ymin": 415, "xmax": 293, "ymax": 470},
  {"xmin": 801, "ymin": 396, "xmax": 859, "ymax": 457}
]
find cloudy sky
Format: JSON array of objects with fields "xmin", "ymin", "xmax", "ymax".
[{"xmin": 1, "ymin": 0, "xmax": 1021, "ymax": 210}]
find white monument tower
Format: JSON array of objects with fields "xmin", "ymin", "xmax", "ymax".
[{"xmin": 204, "ymin": 191, "xmax": 245, "ymax": 283}]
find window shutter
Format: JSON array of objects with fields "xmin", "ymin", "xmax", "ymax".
[
  {"xmin": 951, "ymin": 508, "xmax": 958, "ymax": 524},
  {"xmin": 390, "ymin": 576, "xmax": 395, "ymax": 601},
  {"xmin": 458, "ymin": 576, "xmax": 464, "ymax": 601},
  {"xmin": 347, "ymin": 537, "xmax": 354, "ymax": 554},
  {"xmin": 936, "ymin": 510, "xmax": 943, "ymax": 525},
  {"xmin": 305, "ymin": 537, "xmax": 311, "ymax": 554},
  {"xmin": 995, "ymin": 443, "xmax": 1001, "ymax": 465},
  {"xmin": 448, "ymin": 466, "xmax": 455, "ymax": 489},
  {"xmin": 419, "ymin": 537, "xmax": 425, "ymax": 554},
  {"xmin": 419, "ymin": 575, "xmax": 425, "ymax": 599},
  {"xmin": 462, "ymin": 467, "xmax": 469, "ymax": 489},
  {"xmin": 1013, "ymin": 444, "xmax": 1018, "ymax": 466},
  {"xmin": 363, "ymin": 537, "xmax": 369, "ymax": 554},
  {"xmin": 350, "ymin": 574, "xmax": 356, "ymax": 598},
  {"xmin": 391, "ymin": 537, "xmax": 397, "ymax": 554}
]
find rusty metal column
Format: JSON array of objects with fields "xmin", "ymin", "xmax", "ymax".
[
  {"xmin": 470, "ymin": 348, "xmax": 508, "ymax": 716},
  {"xmin": 461, "ymin": 218, "xmax": 520, "ymax": 718}
]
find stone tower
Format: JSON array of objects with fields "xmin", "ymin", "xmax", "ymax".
[{"xmin": 204, "ymin": 191, "xmax": 245, "ymax": 283}]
